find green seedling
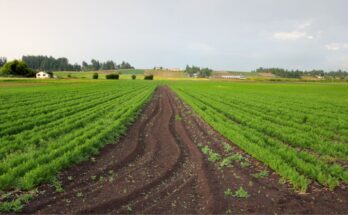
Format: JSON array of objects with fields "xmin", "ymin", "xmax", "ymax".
[{"xmin": 252, "ymin": 170, "xmax": 269, "ymax": 179}]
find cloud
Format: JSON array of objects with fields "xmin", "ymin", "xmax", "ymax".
[
  {"xmin": 272, "ymin": 31, "xmax": 314, "ymax": 40},
  {"xmin": 297, "ymin": 20, "xmax": 313, "ymax": 29},
  {"xmin": 325, "ymin": 43, "xmax": 348, "ymax": 51},
  {"xmin": 272, "ymin": 20, "xmax": 316, "ymax": 41}
]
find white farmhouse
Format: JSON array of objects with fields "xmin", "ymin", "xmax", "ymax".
[{"xmin": 36, "ymin": 71, "xmax": 51, "ymax": 79}]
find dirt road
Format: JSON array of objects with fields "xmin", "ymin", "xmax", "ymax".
[{"xmin": 24, "ymin": 86, "xmax": 348, "ymax": 214}]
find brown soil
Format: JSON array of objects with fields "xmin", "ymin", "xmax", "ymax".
[{"xmin": 23, "ymin": 86, "xmax": 348, "ymax": 214}]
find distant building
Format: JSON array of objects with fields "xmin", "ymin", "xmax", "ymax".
[
  {"xmin": 192, "ymin": 73, "xmax": 199, "ymax": 78},
  {"xmin": 221, "ymin": 75, "xmax": 245, "ymax": 79},
  {"xmin": 170, "ymin": 68, "xmax": 181, "ymax": 71},
  {"xmin": 36, "ymin": 71, "xmax": 51, "ymax": 79}
]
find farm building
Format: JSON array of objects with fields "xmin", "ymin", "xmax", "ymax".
[{"xmin": 36, "ymin": 71, "xmax": 51, "ymax": 79}]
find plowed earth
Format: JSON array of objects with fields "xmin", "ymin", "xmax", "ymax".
[{"xmin": 24, "ymin": 86, "xmax": 348, "ymax": 214}]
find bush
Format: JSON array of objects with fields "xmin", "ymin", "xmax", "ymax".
[
  {"xmin": 92, "ymin": 73, "xmax": 98, "ymax": 79},
  {"xmin": 131, "ymin": 74, "xmax": 136, "ymax": 80},
  {"xmin": 0, "ymin": 60, "xmax": 35, "ymax": 77},
  {"xmin": 106, "ymin": 74, "xmax": 119, "ymax": 79},
  {"xmin": 144, "ymin": 74, "xmax": 154, "ymax": 80}
]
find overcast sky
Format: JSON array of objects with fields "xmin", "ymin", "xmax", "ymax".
[{"xmin": 1, "ymin": 0, "xmax": 348, "ymax": 71}]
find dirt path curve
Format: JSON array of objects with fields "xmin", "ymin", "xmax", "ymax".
[{"xmin": 23, "ymin": 86, "xmax": 348, "ymax": 214}]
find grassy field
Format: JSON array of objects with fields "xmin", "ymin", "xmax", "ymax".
[
  {"xmin": 53, "ymin": 69, "xmax": 145, "ymax": 79},
  {"xmin": 170, "ymin": 81, "xmax": 348, "ymax": 192},
  {"xmin": 0, "ymin": 79, "xmax": 156, "ymax": 191}
]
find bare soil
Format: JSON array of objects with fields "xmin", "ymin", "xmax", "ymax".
[{"xmin": 23, "ymin": 86, "xmax": 348, "ymax": 214}]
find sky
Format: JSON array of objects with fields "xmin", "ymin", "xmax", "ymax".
[{"xmin": 1, "ymin": 0, "xmax": 348, "ymax": 71}]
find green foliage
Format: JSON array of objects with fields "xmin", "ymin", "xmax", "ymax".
[
  {"xmin": 131, "ymin": 74, "xmax": 136, "ymax": 80},
  {"xmin": 224, "ymin": 188, "xmax": 233, "ymax": 197},
  {"xmin": 118, "ymin": 61, "xmax": 134, "ymax": 69},
  {"xmin": 175, "ymin": 114, "xmax": 182, "ymax": 121},
  {"xmin": 0, "ymin": 81, "xmax": 156, "ymax": 190},
  {"xmin": 240, "ymin": 161, "xmax": 251, "ymax": 168},
  {"xmin": 185, "ymin": 65, "xmax": 213, "ymax": 78},
  {"xmin": 255, "ymin": 67, "xmax": 348, "ymax": 79},
  {"xmin": 105, "ymin": 74, "xmax": 119, "ymax": 79},
  {"xmin": 23, "ymin": 55, "xmax": 81, "ymax": 71},
  {"xmin": 144, "ymin": 74, "xmax": 154, "ymax": 80},
  {"xmin": 0, "ymin": 57, "xmax": 6, "ymax": 67},
  {"xmin": 233, "ymin": 187, "xmax": 250, "ymax": 198},
  {"xmin": 51, "ymin": 177, "xmax": 64, "ymax": 193},
  {"xmin": 0, "ymin": 193, "xmax": 33, "ymax": 212},
  {"xmin": 170, "ymin": 81, "xmax": 348, "ymax": 191},
  {"xmin": 224, "ymin": 187, "xmax": 250, "ymax": 198},
  {"xmin": 0, "ymin": 60, "xmax": 35, "ymax": 77},
  {"xmin": 252, "ymin": 170, "xmax": 269, "ymax": 179},
  {"xmin": 200, "ymin": 145, "xmax": 221, "ymax": 163},
  {"xmin": 92, "ymin": 73, "xmax": 99, "ymax": 79}
]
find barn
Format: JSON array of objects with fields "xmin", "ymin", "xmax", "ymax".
[{"xmin": 36, "ymin": 71, "xmax": 51, "ymax": 79}]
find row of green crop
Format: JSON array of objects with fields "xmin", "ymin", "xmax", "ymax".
[
  {"xmin": 0, "ymin": 86, "xmax": 147, "ymax": 160},
  {"xmin": 0, "ymin": 81, "xmax": 156, "ymax": 190},
  {"xmin": 170, "ymin": 81, "xmax": 348, "ymax": 192},
  {"xmin": 185, "ymin": 89, "xmax": 348, "ymax": 161}
]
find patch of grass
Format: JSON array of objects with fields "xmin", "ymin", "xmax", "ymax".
[
  {"xmin": 233, "ymin": 187, "xmax": 250, "ymax": 198},
  {"xmin": 240, "ymin": 161, "xmax": 251, "ymax": 168},
  {"xmin": 252, "ymin": 170, "xmax": 269, "ymax": 179},
  {"xmin": 0, "ymin": 193, "xmax": 33, "ymax": 213},
  {"xmin": 224, "ymin": 186, "xmax": 250, "ymax": 199},
  {"xmin": 175, "ymin": 114, "xmax": 182, "ymax": 121},
  {"xmin": 51, "ymin": 177, "xmax": 64, "ymax": 193},
  {"xmin": 224, "ymin": 188, "xmax": 234, "ymax": 197},
  {"xmin": 222, "ymin": 142, "xmax": 233, "ymax": 153}
]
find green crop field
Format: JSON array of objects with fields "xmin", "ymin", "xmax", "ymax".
[
  {"xmin": 0, "ymin": 79, "xmax": 156, "ymax": 190},
  {"xmin": 170, "ymin": 81, "xmax": 348, "ymax": 192}
]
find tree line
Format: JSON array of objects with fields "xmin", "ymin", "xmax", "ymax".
[
  {"xmin": 184, "ymin": 65, "xmax": 213, "ymax": 78},
  {"xmin": 81, "ymin": 60, "xmax": 134, "ymax": 71},
  {"xmin": 255, "ymin": 67, "xmax": 348, "ymax": 79},
  {"xmin": 21, "ymin": 55, "xmax": 134, "ymax": 72}
]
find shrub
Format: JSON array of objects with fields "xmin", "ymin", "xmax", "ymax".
[
  {"xmin": 131, "ymin": 74, "xmax": 136, "ymax": 80},
  {"xmin": 92, "ymin": 73, "xmax": 98, "ymax": 79},
  {"xmin": 106, "ymin": 74, "xmax": 119, "ymax": 79},
  {"xmin": 0, "ymin": 60, "xmax": 35, "ymax": 77},
  {"xmin": 144, "ymin": 74, "xmax": 154, "ymax": 80}
]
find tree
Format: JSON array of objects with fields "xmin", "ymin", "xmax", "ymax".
[
  {"xmin": 200, "ymin": 67, "xmax": 213, "ymax": 77},
  {"xmin": 91, "ymin": 59, "xmax": 100, "ymax": 70},
  {"xmin": 22, "ymin": 55, "xmax": 81, "ymax": 71},
  {"xmin": 0, "ymin": 60, "xmax": 35, "ymax": 77},
  {"xmin": 184, "ymin": 65, "xmax": 212, "ymax": 77},
  {"xmin": 118, "ymin": 61, "xmax": 134, "ymax": 69},
  {"xmin": 0, "ymin": 57, "xmax": 7, "ymax": 67},
  {"xmin": 101, "ymin": 60, "xmax": 116, "ymax": 70}
]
